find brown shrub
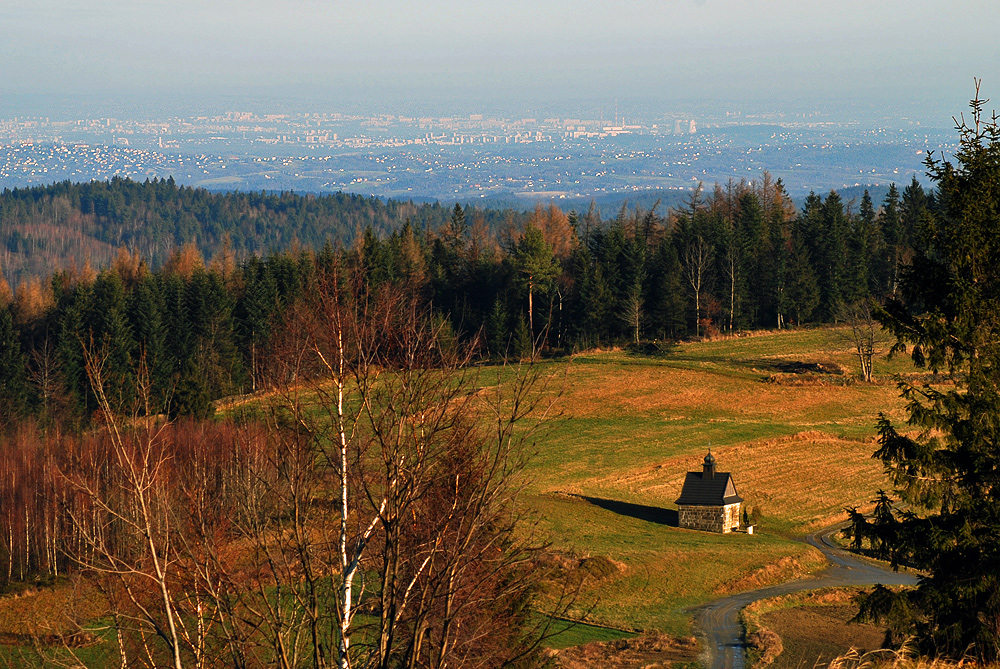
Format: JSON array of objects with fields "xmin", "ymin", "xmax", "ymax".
[{"xmin": 746, "ymin": 627, "xmax": 784, "ymax": 667}]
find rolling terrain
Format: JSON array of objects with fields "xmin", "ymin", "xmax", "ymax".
[
  {"xmin": 521, "ymin": 326, "xmax": 916, "ymax": 645},
  {"xmin": 0, "ymin": 325, "xmax": 921, "ymax": 667}
]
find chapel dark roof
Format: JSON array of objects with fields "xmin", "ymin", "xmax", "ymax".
[{"xmin": 674, "ymin": 452, "xmax": 743, "ymax": 506}]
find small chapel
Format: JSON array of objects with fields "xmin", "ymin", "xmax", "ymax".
[{"xmin": 675, "ymin": 451, "xmax": 743, "ymax": 533}]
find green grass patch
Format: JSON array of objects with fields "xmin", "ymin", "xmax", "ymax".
[
  {"xmin": 528, "ymin": 492, "xmax": 818, "ymax": 635},
  {"xmin": 515, "ymin": 326, "xmax": 911, "ymax": 639},
  {"xmin": 542, "ymin": 618, "xmax": 635, "ymax": 649},
  {"xmin": 0, "ymin": 326, "xmax": 915, "ymax": 655}
]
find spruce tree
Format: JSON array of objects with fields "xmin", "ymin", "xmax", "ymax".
[
  {"xmin": 236, "ymin": 256, "xmax": 279, "ymax": 392},
  {"xmin": 901, "ymin": 175, "xmax": 929, "ymax": 256},
  {"xmin": 857, "ymin": 189, "xmax": 882, "ymax": 296},
  {"xmin": 766, "ymin": 216, "xmax": 791, "ymax": 330},
  {"xmin": 856, "ymin": 89, "xmax": 1000, "ymax": 662},
  {"xmin": 879, "ymin": 183, "xmax": 903, "ymax": 297},
  {"xmin": 512, "ymin": 223, "xmax": 558, "ymax": 343},
  {"xmin": 87, "ymin": 271, "xmax": 136, "ymax": 413},
  {"xmin": 127, "ymin": 274, "xmax": 169, "ymax": 409},
  {"xmin": 486, "ymin": 298, "xmax": 511, "ymax": 359},
  {"xmin": 0, "ymin": 306, "xmax": 28, "ymax": 425},
  {"xmin": 56, "ymin": 280, "xmax": 93, "ymax": 418},
  {"xmin": 817, "ymin": 191, "xmax": 849, "ymax": 319},
  {"xmin": 737, "ymin": 191, "xmax": 766, "ymax": 327}
]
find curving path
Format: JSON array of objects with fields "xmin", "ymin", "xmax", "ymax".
[{"xmin": 694, "ymin": 525, "xmax": 919, "ymax": 669}]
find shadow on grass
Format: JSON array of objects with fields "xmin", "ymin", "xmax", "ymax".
[
  {"xmin": 579, "ymin": 496, "xmax": 678, "ymax": 526},
  {"xmin": 664, "ymin": 354, "xmax": 843, "ymax": 373}
]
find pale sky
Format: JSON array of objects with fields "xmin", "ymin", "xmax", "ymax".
[{"xmin": 3, "ymin": 0, "xmax": 999, "ymax": 119}]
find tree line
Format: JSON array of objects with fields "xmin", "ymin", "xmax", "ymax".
[
  {"xmin": 0, "ymin": 173, "xmax": 929, "ymax": 427},
  {"xmin": 0, "ymin": 177, "xmax": 519, "ymax": 286}
]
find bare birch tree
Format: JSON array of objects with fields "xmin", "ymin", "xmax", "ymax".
[
  {"xmin": 836, "ymin": 299, "xmax": 882, "ymax": 382},
  {"xmin": 55, "ymin": 345, "xmax": 277, "ymax": 669},
  {"xmin": 619, "ymin": 288, "xmax": 643, "ymax": 344},
  {"xmin": 260, "ymin": 264, "xmax": 561, "ymax": 669},
  {"xmin": 46, "ymin": 264, "xmax": 560, "ymax": 669},
  {"xmin": 683, "ymin": 235, "xmax": 714, "ymax": 338},
  {"xmin": 723, "ymin": 244, "xmax": 739, "ymax": 334}
]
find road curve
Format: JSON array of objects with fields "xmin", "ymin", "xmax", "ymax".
[{"xmin": 694, "ymin": 525, "xmax": 919, "ymax": 669}]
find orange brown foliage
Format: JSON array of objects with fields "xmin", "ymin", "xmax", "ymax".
[
  {"xmin": 12, "ymin": 277, "xmax": 53, "ymax": 325},
  {"xmin": 162, "ymin": 242, "xmax": 204, "ymax": 279},
  {"xmin": 209, "ymin": 235, "xmax": 238, "ymax": 288},
  {"xmin": 112, "ymin": 247, "xmax": 148, "ymax": 289},
  {"xmin": 78, "ymin": 259, "xmax": 97, "ymax": 285},
  {"xmin": 399, "ymin": 225, "xmax": 427, "ymax": 283},
  {"xmin": 528, "ymin": 203, "xmax": 576, "ymax": 260},
  {"xmin": 0, "ymin": 265, "xmax": 12, "ymax": 308},
  {"xmin": 0, "ymin": 417, "xmax": 273, "ymax": 589},
  {"xmin": 469, "ymin": 212, "xmax": 500, "ymax": 261}
]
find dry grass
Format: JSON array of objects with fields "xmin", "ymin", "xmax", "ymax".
[
  {"xmin": 523, "ymin": 327, "xmax": 915, "ymax": 640},
  {"xmin": 529, "ymin": 327, "xmax": 906, "ymax": 532},
  {"xmin": 825, "ymin": 647, "xmax": 991, "ymax": 668},
  {"xmin": 553, "ymin": 357, "xmax": 905, "ymax": 428},
  {"xmin": 535, "ymin": 431, "xmax": 890, "ymax": 534},
  {"xmin": 693, "ymin": 433, "xmax": 889, "ymax": 531},
  {"xmin": 743, "ymin": 588, "xmax": 886, "ymax": 669},
  {"xmin": 715, "ymin": 549, "xmax": 827, "ymax": 595},
  {"xmin": 552, "ymin": 630, "xmax": 699, "ymax": 668},
  {"xmin": 0, "ymin": 578, "xmax": 107, "ymax": 643}
]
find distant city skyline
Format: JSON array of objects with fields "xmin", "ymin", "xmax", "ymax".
[
  {"xmin": 0, "ymin": 108, "xmax": 948, "ymax": 200},
  {"xmin": 3, "ymin": 1, "xmax": 999, "ymax": 123}
]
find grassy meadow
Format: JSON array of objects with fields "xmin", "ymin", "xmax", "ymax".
[
  {"xmin": 743, "ymin": 588, "xmax": 887, "ymax": 669},
  {"xmin": 524, "ymin": 326, "xmax": 917, "ymax": 636},
  {"xmin": 0, "ymin": 325, "xmax": 923, "ymax": 659}
]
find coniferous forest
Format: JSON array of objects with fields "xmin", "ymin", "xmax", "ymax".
[{"xmin": 0, "ymin": 172, "xmax": 931, "ymax": 427}]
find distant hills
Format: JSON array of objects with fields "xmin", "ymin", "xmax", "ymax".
[
  {"xmin": 0, "ymin": 178, "xmax": 511, "ymax": 285},
  {"xmin": 0, "ymin": 176, "xmax": 907, "ymax": 287}
]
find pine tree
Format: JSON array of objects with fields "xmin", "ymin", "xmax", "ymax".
[
  {"xmin": 765, "ymin": 217, "xmax": 791, "ymax": 330},
  {"xmin": 447, "ymin": 203, "xmax": 467, "ymax": 249},
  {"xmin": 486, "ymin": 298, "xmax": 511, "ymax": 359},
  {"xmin": 856, "ymin": 88, "xmax": 1000, "ymax": 662},
  {"xmin": 786, "ymin": 234, "xmax": 820, "ymax": 325},
  {"xmin": 184, "ymin": 269, "xmax": 240, "ymax": 400},
  {"xmin": 127, "ymin": 273, "xmax": 169, "ymax": 409},
  {"xmin": 87, "ymin": 271, "xmax": 136, "ymax": 413},
  {"xmin": 566, "ymin": 244, "xmax": 608, "ymax": 346},
  {"xmin": 512, "ymin": 223, "xmax": 559, "ymax": 345},
  {"xmin": 236, "ymin": 256, "xmax": 279, "ymax": 392},
  {"xmin": 582, "ymin": 261, "xmax": 615, "ymax": 344},
  {"xmin": 512, "ymin": 314, "xmax": 533, "ymax": 360},
  {"xmin": 879, "ymin": 183, "xmax": 903, "ymax": 297},
  {"xmin": 170, "ymin": 357, "xmax": 215, "ymax": 419},
  {"xmin": 0, "ymin": 305, "xmax": 28, "ymax": 426},
  {"xmin": 618, "ymin": 235, "xmax": 647, "ymax": 341},
  {"xmin": 817, "ymin": 191, "xmax": 849, "ymax": 319},
  {"xmin": 55, "ymin": 280, "xmax": 92, "ymax": 418},
  {"xmin": 160, "ymin": 271, "xmax": 192, "ymax": 384},
  {"xmin": 857, "ymin": 189, "xmax": 882, "ymax": 296},
  {"xmin": 737, "ymin": 191, "xmax": 766, "ymax": 328},
  {"xmin": 900, "ymin": 175, "xmax": 929, "ymax": 259}
]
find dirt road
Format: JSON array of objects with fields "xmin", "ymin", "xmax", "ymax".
[{"xmin": 694, "ymin": 525, "xmax": 919, "ymax": 669}]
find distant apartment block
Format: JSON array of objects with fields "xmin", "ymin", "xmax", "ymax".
[{"xmin": 673, "ymin": 119, "xmax": 697, "ymax": 135}]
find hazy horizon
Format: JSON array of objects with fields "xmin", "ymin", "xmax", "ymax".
[{"xmin": 4, "ymin": 1, "xmax": 998, "ymax": 123}]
